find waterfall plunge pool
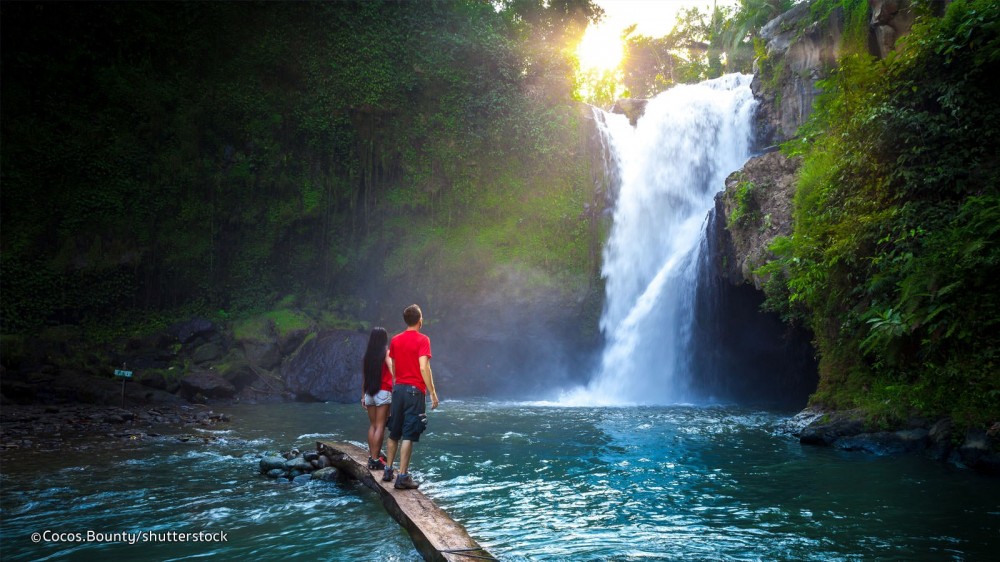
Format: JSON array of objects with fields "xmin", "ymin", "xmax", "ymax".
[{"xmin": 3, "ymin": 401, "xmax": 998, "ymax": 561}]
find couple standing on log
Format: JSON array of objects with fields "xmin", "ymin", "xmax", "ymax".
[{"xmin": 361, "ymin": 304, "xmax": 440, "ymax": 490}]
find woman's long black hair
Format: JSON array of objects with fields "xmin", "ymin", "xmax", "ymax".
[{"xmin": 362, "ymin": 327, "xmax": 389, "ymax": 397}]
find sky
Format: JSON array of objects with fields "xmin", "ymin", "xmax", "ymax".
[
  {"xmin": 595, "ymin": 0, "xmax": 738, "ymax": 37},
  {"xmin": 577, "ymin": 1, "xmax": 738, "ymax": 72}
]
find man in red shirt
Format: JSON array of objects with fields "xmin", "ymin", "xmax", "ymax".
[{"xmin": 382, "ymin": 304, "xmax": 439, "ymax": 489}]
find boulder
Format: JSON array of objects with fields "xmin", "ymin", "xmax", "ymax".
[
  {"xmin": 221, "ymin": 364, "xmax": 258, "ymax": 392},
  {"xmin": 310, "ymin": 467, "xmax": 338, "ymax": 481},
  {"xmin": 836, "ymin": 428, "xmax": 929, "ymax": 455},
  {"xmin": 284, "ymin": 456, "xmax": 313, "ymax": 472},
  {"xmin": 281, "ymin": 330, "xmax": 366, "ymax": 402},
  {"xmin": 958, "ymin": 429, "xmax": 1000, "ymax": 475},
  {"xmin": 870, "ymin": 0, "xmax": 916, "ymax": 59},
  {"xmin": 179, "ymin": 371, "xmax": 236, "ymax": 400},
  {"xmin": 259, "ymin": 456, "xmax": 287, "ymax": 473},
  {"xmin": 138, "ymin": 371, "xmax": 181, "ymax": 394},
  {"xmin": 168, "ymin": 318, "xmax": 216, "ymax": 344},
  {"xmin": 926, "ymin": 418, "xmax": 954, "ymax": 461},
  {"xmin": 242, "ymin": 341, "xmax": 283, "ymax": 372},
  {"xmin": 800, "ymin": 414, "xmax": 865, "ymax": 446},
  {"xmin": 190, "ymin": 343, "xmax": 223, "ymax": 364}
]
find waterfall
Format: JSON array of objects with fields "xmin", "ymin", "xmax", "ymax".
[{"xmin": 564, "ymin": 74, "xmax": 756, "ymax": 406}]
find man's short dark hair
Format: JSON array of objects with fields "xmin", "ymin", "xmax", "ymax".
[{"xmin": 403, "ymin": 304, "xmax": 422, "ymax": 327}]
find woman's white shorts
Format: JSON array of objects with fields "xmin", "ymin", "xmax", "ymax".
[{"xmin": 363, "ymin": 389, "xmax": 392, "ymax": 407}]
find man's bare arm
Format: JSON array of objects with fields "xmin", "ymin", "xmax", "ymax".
[{"xmin": 419, "ymin": 355, "xmax": 439, "ymax": 409}]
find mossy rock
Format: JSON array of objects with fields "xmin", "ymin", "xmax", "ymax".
[{"xmin": 232, "ymin": 309, "xmax": 313, "ymax": 344}]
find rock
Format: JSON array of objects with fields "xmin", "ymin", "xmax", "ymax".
[
  {"xmin": 752, "ymin": 2, "xmax": 844, "ymax": 144},
  {"xmin": 926, "ymin": 418, "xmax": 954, "ymax": 461},
  {"xmin": 958, "ymin": 429, "xmax": 1000, "ymax": 474},
  {"xmin": 836, "ymin": 429, "xmax": 928, "ymax": 455},
  {"xmin": 168, "ymin": 318, "xmax": 216, "ymax": 344},
  {"xmin": 870, "ymin": 0, "xmax": 916, "ymax": 59},
  {"xmin": 283, "ymin": 456, "xmax": 312, "ymax": 472},
  {"xmin": 277, "ymin": 328, "xmax": 309, "ymax": 356},
  {"xmin": 715, "ymin": 151, "xmax": 801, "ymax": 288},
  {"xmin": 137, "ymin": 371, "xmax": 181, "ymax": 394},
  {"xmin": 778, "ymin": 407, "xmax": 826, "ymax": 436},
  {"xmin": 179, "ymin": 371, "xmax": 236, "ymax": 400},
  {"xmin": 242, "ymin": 341, "xmax": 283, "ymax": 372},
  {"xmin": 190, "ymin": 343, "xmax": 223, "ymax": 364},
  {"xmin": 303, "ymin": 451, "xmax": 319, "ymax": 462},
  {"xmin": 310, "ymin": 467, "xmax": 338, "ymax": 482},
  {"xmin": 221, "ymin": 363, "xmax": 258, "ymax": 392},
  {"xmin": 259, "ymin": 456, "xmax": 287, "ymax": 473},
  {"xmin": 800, "ymin": 413, "xmax": 865, "ymax": 446},
  {"xmin": 281, "ymin": 330, "xmax": 366, "ymax": 402},
  {"xmin": 291, "ymin": 474, "xmax": 311, "ymax": 486},
  {"xmin": 266, "ymin": 468, "xmax": 285, "ymax": 479},
  {"xmin": 609, "ymin": 98, "xmax": 649, "ymax": 126}
]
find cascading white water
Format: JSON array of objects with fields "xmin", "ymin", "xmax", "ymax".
[{"xmin": 564, "ymin": 74, "xmax": 756, "ymax": 406}]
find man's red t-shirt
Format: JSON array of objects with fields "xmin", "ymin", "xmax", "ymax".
[{"xmin": 389, "ymin": 329, "xmax": 432, "ymax": 393}]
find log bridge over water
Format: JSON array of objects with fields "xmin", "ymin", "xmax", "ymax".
[{"xmin": 317, "ymin": 441, "xmax": 496, "ymax": 562}]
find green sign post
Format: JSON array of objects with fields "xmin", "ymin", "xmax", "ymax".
[{"xmin": 114, "ymin": 364, "xmax": 133, "ymax": 408}]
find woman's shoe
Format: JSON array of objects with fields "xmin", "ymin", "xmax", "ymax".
[{"xmin": 368, "ymin": 456, "xmax": 386, "ymax": 470}]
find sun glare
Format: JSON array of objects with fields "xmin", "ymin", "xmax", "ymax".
[{"xmin": 576, "ymin": 24, "xmax": 624, "ymax": 73}]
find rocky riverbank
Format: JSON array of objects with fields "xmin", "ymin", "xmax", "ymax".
[
  {"xmin": 0, "ymin": 403, "xmax": 230, "ymax": 452},
  {"xmin": 784, "ymin": 408, "xmax": 1000, "ymax": 475},
  {"xmin": 0, "ymin": 317, "xmax": 368, "ymax": 409}
]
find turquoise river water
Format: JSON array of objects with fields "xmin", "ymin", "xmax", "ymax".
[{"xmin": 2, "ymin": 401, "xmax": 999, "ymax": 561}]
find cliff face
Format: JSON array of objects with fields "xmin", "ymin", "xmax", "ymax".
[
  {"xmin": 718, "ymin": 0, "xmax": 916, "ymax": 291},
  {"xmin": 714, "ymin": 151, "xmax": 800, "ymax": 289},
  {"xmin": 750, "ymin": 1, "xmax": 845, "ymax": 147}
]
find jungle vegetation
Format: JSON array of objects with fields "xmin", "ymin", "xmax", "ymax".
[
  {"xmin": 2, "ymin": 0, "xmax": 997, "ymax": 432},
  {"xmin": 1, "ymin": 0, "xmax": 607, "ymax": 339},
  {"xmin": 759, "ymin": 0, "xmax": 1000, "ymax": 429}
]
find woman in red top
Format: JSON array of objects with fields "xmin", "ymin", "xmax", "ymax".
[{"xmin": 361, "ymin": 327, "xmax": 393, "ymax": 469}]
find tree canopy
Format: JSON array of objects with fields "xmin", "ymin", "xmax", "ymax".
[{"xmin": 1, "ymin": 0, "xmax": 605, "ymax": 336}]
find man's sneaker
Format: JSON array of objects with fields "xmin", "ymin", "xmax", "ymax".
[
  {"xmin": 367, "ymin": 456, "xmax": 386, "ymax": 470},
  {"xmin": 394, "ymin": 473, "xmax": 420, "ymax": 490},
  {"xmin": 382, "ymin": 466, "xmax": 394, "ymax": 482}
]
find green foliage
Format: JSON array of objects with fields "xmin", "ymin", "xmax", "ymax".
[
  {"xmin": 1, "ymin": 0, "xmax": 603, "ymax": 339},
  {"xmin": 232, "ymin": 309, "xmax": 313, "ymax": 344},
  {"xmin": 764, "ymin": 0, "xmax": 1000, "ymax": 429},
  {"xmin": 726, "ymin": 177, "xmax": 760, "ymax": 228},
  {"xmin": 592, "ymin": 0, "xmax": 785, "ymax": 104}
]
